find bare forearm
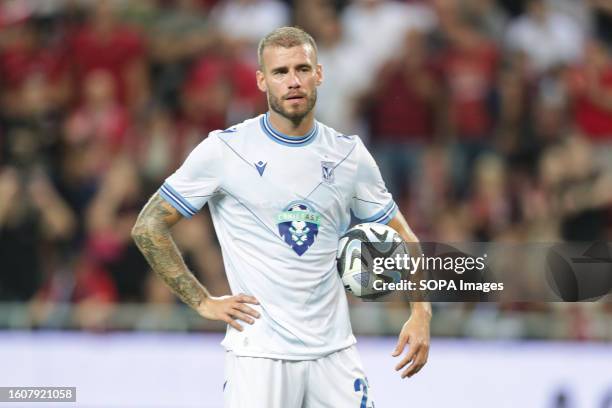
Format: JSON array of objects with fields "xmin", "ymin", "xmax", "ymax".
[
  {"xmin": 132, "ymin": 194, "xmax": 210, "ymax": 309},
  {"xmin": 388, "ymin": 213, "xmax": 431, "ymax": 316}
]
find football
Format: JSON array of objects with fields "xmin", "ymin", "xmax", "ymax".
[{"xmin": 337, "ymin": 222, "xmax": 408, "ymax": 299}]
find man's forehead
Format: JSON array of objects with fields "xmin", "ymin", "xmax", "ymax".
[{"xmin": 262, "ymin": 44, "xmax": 316, "ymax": 68}]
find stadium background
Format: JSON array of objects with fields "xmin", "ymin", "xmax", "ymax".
[{"xmin": 0, "ymin": 0, "xmax": 611, "ymax": 406}]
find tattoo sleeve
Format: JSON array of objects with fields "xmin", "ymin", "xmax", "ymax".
[{"xmin": 131, "ymin": 192, "xmax": 210, "ymax": 309}]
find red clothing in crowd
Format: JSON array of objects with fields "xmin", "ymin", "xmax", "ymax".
[
  {"xmin": 66, "ymin": 104, "xmax": 131, "ymax": 153},
  {"xmin": 571, "ymin": 66, "xmax": 612, "ymax": 140},
  {"xmin": 182, "ymin": 55, "xmax": 263, "ymax": 134},
  {"xmin": 368, "ymin": 64, "xmax": 437, "ymax": 142},
  {"xmin": 0, "ymin": 43, "xmax": 66, "ymax": 90},
  {"xmin": 69, "ymin": 25, "xmax": 145, "ymax": 104},
  {"xmin": 438, "ymin": 42, "xmax": 499, "ymax": 139}
]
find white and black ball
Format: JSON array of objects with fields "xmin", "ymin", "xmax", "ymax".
[{"xmin": 337, "ymin": 222, "xmax": 408, "ymax": 299}]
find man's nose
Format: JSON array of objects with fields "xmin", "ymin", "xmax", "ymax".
[{"xmin": 287, "ymin": 71, "xmax": 301, "ymax": 88}]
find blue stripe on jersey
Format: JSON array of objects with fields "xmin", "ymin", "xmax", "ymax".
[
  {"xmin": 159, "ymin": 188, "xmax": 193, "ymax": 218},
  {"xmin": 162, "ymin": 182, "xmax": 198, "ymax": 214},
  {"xmin": 160, "ymin": 183, "xmax": 197, "ymax": 217},
  {"xmin": 260, "ymin": 112, "xmax": 318, "ymax": 147},
  {"xmin": 361, "ymin": 200, "xmax": 397, "ymax": 224},
  {"xmin": 375, "ymin": 202, "xmax": 398, "ymax": 225}
]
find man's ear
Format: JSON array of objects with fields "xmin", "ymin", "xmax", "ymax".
[
  {"xmin": 315, "ymin": 63, "xmax": 323, "ymax": 87},
  {"xmin": 256, "ymin": 70, "xmax": 267, "ymax": 92}
]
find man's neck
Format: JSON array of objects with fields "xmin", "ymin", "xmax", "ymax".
[{"xmin": 267, "ymin": 110, "xmax": 315, "ymax": 137}]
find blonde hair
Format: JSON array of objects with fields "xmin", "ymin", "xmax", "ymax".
[{"xmin": 257, "ymin": 26, "xmax": 318, "ymax": 68}]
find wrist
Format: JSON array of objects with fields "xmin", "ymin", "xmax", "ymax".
[
  {"xmin": 409, "ymin": 302, "xmax": 432, "ymax": 321},
  {"xmin": 196, "ymin": 296, "xmax": 212, "ymax": 314}
]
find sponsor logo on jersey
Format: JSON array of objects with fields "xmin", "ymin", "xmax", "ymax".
[{"xmin": 276, "ymin": 201, "xmax": 321, "ymax": 256}]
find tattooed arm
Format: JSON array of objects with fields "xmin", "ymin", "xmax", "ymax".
[{"xmin": 131, "ymin": 192, "xmax": 260, "ymax": 331}]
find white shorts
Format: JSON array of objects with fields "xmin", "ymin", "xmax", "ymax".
[{"xmin": 223, "ymin": 345, "xmax": 375, "ymax": 408}]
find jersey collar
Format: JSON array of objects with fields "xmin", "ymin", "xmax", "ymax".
[{"xmin": 260, "ymin": 112, "xmax": 318, "ymax": 147}]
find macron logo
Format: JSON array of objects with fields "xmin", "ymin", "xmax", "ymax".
[{"xmin": 255, "ymin": 161, "xmax": 267, "ymax": 176}]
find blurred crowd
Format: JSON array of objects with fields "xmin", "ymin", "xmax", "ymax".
[{"xmin": 0, "ymin": 0, "xmax": 611, "ymax": 337}]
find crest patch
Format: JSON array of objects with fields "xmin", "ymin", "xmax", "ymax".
[
  {"xmin": 321, "ymin": 161, "xmax": 335, "ymax": 183},
  {"xmin": 276, "ymin": 202, "xmax": 321, "ymax": 256}
]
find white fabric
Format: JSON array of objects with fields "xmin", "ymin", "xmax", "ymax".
[
  {"xmin": 160, "ymin": 113, "xmax": 397, "ymax": 360},
  {"xmin": 223, "ymin": 345, "xmax": 375, "ymax": 408},
  {"xmin": 341, "ymin": 0, "xmax": 436, "ymax": 82},
  {"xmin": 212, "ymin": 0, "xmax": 289, "ymax": 44},
  {"xmin": 316, "ymin": 40, "xmax": 369, "ymax": 135},
  {"xmin": 505, "ymin": 10, "xmax": 584, "ymax": 73}
]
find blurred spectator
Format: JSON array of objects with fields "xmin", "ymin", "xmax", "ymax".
[
  {"xmin": 0, "ymin": 166, "xmax": 76, "ymax": 301},
  {"xmin": 212, "ymin": 0, "xmax": 289, "ymax": 62},
  {"xmin": 437, "ymin": 19, "xmax": 500, "ymax": 190},
  {"xmin": 553, "ymin": 136, "xmax": 612, "ymax": 241},
  {"xmin": 85, "ymin": 158, "xmax": 148, "ymax": 302},
  {"xmin": 505, "ymin": 0, "xmax": 584, "ymax": 76},
  {"xmin": 341, "ymin": 0, "xmax": 436, "ymax": 87},
  {"xmin": 63, "ymin": 70, "xmax": 132, "ymax": 175},
  {"xmin": 466, "ymin": 154, "xmax": 512, "ymax": 240},
  {"xmin": 135, "ymin": 107, "xmax": 181, "ymax": 185},
  {"xmin": 591, "ymin": 0, "xmax": 612, "ymax": 47},
  {"xmin": 439, "ymin": 20, "xmax": 499, "ymax": 141},
  {"xmin": 293, "ymin": 0, "xmax": 337, "ymax": 37},
  {"xmin": 146, "ymin": 0, "xmax": 219, "ymax": 109},
  {"xmin": 0, "ymin": 15, "xmax": 68, "ymax": 169},
  {"xmin": 67, "ymin": 0, "xmax": 149, "ymax": 111},
  {"xmin": 460, "ymin": 0, "xmax": 508, "ymax": 41},
  {"xmin": 315, "ymin": 9, "xmax": 366, "ymax": 134},
  {"xmin": 408, "ymin": 145, "xmax": 456, "ymax": 237},
  {"xmin": 566, "ymin": 40, "xmax": 612, "ymax": 137},
  {"xmin": 0, "ymin": 18, "xmax": 69, "ymax": 117},
  {"xmin": 181, "ymin": 53, "xmax": 263, "ymax": 133},
  {"xmin": 361, "ymin": 29, "xmax": 441, "ymax": 198}
]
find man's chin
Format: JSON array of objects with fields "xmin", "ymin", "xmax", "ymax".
[{"xmin": 278, "ymin": 108, "xmax": 309, "ymax": 123}]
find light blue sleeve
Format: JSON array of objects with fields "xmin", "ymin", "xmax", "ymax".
[{"xmin": 159, "ymin": 132, "xmax": 223, "ymax": 218}]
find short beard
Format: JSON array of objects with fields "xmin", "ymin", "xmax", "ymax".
[{"xmin": 268, "ymin": 89, "xmax": 317, "ymax": 128}]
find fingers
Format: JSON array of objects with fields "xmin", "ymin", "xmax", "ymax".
[
  {"xmin": 396, "ymin": 341, "xmax": 430, "ymax": 379},
  {"xmin": 395, "ymin": 342, "xmax": 417, "ymax": 371},
  {"xmin": 234, "ymin": 303, "xmax": 261, "ymax": 319},
  {"xmin": 237, "ymin": 293, "xmax": 259, "ymax": 305},
  {"xmin": 228, "ymin": 309, "xmax": 255, "ymax": 325},
  {"xmin": 222, "ymin": 315, "xmax": 244, "ymax": 332},
  {"xmin": 392, "ymin": 333, "xmax": 409, "ymax": 357},
  {"xmin": 400, "ymin": 347, "xmax": 428, "ymax": 378},
  {"xmin": 223, "ymin": 294, "xmax": 261, "ymax": 331},
  {"xmin": 214, "ymin": 294, "xmax": 260, "ymax": 332}
]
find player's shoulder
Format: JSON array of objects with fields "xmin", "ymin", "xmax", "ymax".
[
  {"xmin": 316, "ymin": 121, "xmax": 365, "ymax": 157},
  {"xmin": 316, "ymin": 121, "xmax": 361, "ymax": 146},
  {"xmin": 213, "ymin": 115, "xmax": 263, "ymax": 141}
]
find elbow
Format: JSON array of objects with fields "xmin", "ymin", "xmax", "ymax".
[{"xmin": 131, "ymin": 219, "xmax": 147, "ymax": 243}]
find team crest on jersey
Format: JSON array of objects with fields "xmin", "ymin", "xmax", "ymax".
[
  {"xmin": 321, "ymin": 161, "xmax": 335, "ymax": 183},
  {"xmin": 276, "ymin": 201, "xmax": 321, "ymax": 256}
]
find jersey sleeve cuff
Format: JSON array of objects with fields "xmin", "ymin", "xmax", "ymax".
[
  {"xmin": 159, "ymin": 182, "xmax": 198, "ymax": 218},
  {"xmin": 360, "ymin": 200, "xmax": 398, "ymax": 225}
]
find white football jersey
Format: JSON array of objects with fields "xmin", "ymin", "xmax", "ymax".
[{"xmin": 160, "ymin": 113, "xmax": 397, "ymax": 360}]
